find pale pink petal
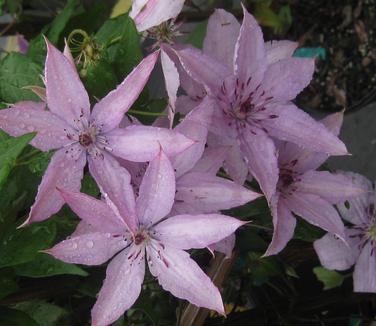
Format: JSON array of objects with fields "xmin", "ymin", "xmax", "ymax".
[
  {"xmin": 296, "ymin": 171, "xmax": 367, "ymax": 204},
  {"xmin": 88, "ymin": 152, "xmax": 137, "ymax": 232},
  {"xmin": 264, "ymin": 197, "xmax": 296, "ymax": 256},
  {"xmin": 336, "ymin": 172, "xmax": 373, "ymax": 225},
  {"xmin": 171, "ymin": 97, "xmax": 213, "ymax": 177},
  {"xmin": 209, "ymin": 234, "xmax": 235, "ymax": 258},
  {"xmin": 175, "ymin": 172, "xmax": 261, "ymax": 214},
  {"xmin": 314, "ymin": 232, "xmax": 358, "ymax": 271},
  {"xmin": 45, "ymin": 39, "xmax": 90, "ymax": 126},
  {"xmin": 176, "ymin": 47, "xmax": 232, "ymax": 95},
  {"xmin": 147, "ymin": 245, "xmax": 224, "ymax": 314},
  {"xmin": 223, "ymin": 145, "xmax": 249, "ymax": 184},
  {"xmin": 175, "ymin": 95, "xmax": 202, "ymax": 115},
  {"xmin": 233, "ymin": 5, "xmax": 266, "ymax": 90},
  {"xmin": 46, "ymin": 232, "xmax": 128, "ymax": 266},
  {"xmin": 286, "ymin": 192, "xmax": 345, "ymax": 240},
  {"xmin": 154, "ymin": 213, "xmax": 245, "ymax": 250},
  {"xmin": 320, "ymin": 111, "xmax": 344, "ymax": 136},
  {"xmin": 57, "ymin": 188, "xmax": 127, "ymax": 234},
  {"xmin": 91, "ymin": 52, "xmax": 159, "ymax": 133},
  {"xmin": 190, "ymin": 146, "xmax": 228, "ymax": 175},
  {"xmin": 22, "ymin": 145, "xmax": 86, "ymax": 225},
  {"xmin": 0, "ymin": 102, "xmax": 74, "ymax": 151},
  {"xmin": 265, "ymin": 40, "xmax": 298, "ymax": 65},
  {"xmin": 353, "ymin": 242, "xmax": 376, "ymax": 293},
  {"xmin": 263, "ymin": 103, "xmax": 348, "ymax": 155},
  {"xmin": 240, "ymin": 129, "xmax": 279, "ymax": 201},
  {"xmin": 71, "ymin": 221, "xmax": 97, "ymax": 237},
  {"xmin": 136, "ymin": 150, "xmax": 175, "ymax": 226},
  {"xmin": 92, "ymin": 247, "xmax": 145, "ymax": 325},
  {"xmin": 63, "ymin": 39, "xmax": 75, "ymax": 66},
  {"xmin": 262, "ymin": 58, "xmax": 314, "ymax": 101},
  {"xmin": 203, "ymin": 9, "xmax": 240, "ymax": 68},
  {"xmin": 106, "ymin": 125, "xmax": 194, "ymax": 162},
  {"xmin": 131, "ymin": 0, "xmax": 185, "ymax": 32}
]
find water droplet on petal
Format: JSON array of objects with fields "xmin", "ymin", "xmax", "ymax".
[
  {"xmin": 19, "ymin": 123, "xmax": 25, "ymax": 129},
  {"xmin": 86, "ymin": 240, "xmax": 94, "ymax": 248},
  {"xmin": 71, "ymin": 242, "xmax": 78, "ymax": 249},
  {"xmin": 26, "ymin": 126, "xmax": 35, "ymax": 132}
]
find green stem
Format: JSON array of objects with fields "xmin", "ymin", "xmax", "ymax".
[{"xmin": 128, "ymin": 109, "xmax": 168, "ymax": 117}]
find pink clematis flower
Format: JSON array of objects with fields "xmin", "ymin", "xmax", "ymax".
[
  {"xmin": 314, "ymin": 172, "xmax": 376, "ymax": 293},
  {"xmin": 0, "ymin": 39, "xmax": 194, "ymax": 228},
  {"xmin": 46, "ymin": 150, "xmax": 245, "ymax": 325},
  {"xmin": 265, "ymin": 113, "xmax": 365, "ymax": 256},
  {"xmin": 174, "ymin": 7, "xmax": 348, "ymax": 200}
]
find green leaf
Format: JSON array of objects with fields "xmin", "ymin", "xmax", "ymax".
[
  {"xmin": 14, "ymin": 301, "xmax": 68, "ymax": 326},
  {"xmin": 0, "ymin": 133, "xmax": 36, "ymax": 189},
  {"xmin": 27, "ymin": 150, "xmax": 54, "ymax": 177},
  {"xmin": 0, "ymin": 220, "xmax": 56, "ymax": 268},
  {"xmin": 0, "ymin": 307, "xmax": 39, "ymax": 326},
  {"xmin": 0, "ymin": 269, "xmax": 19, "ymax": 300},
  {"xmin": 294, "ymin": 218, "xmax": 325, "ymax": 242},
  {"xmin": 96, "ymin": 13, "xmax": 142, "ymax": 80},
  {"xmin": 313, "ymin": 266, "xmax": 345, "ymax": 290},
  {"xmin": 248, "ymin": 252, "xmax": 282, "ymax": 285},
  {"xmin": 186, "ymin": 21, "xmax": 208, "ymax": 49},
  {"xmin": 81, "ymin": 173, "xmax": 100, "ymax": 197},
  {"xmin": 0, "ymin": 53, "xmax": 43, "ymax": 102},
  {"xmin": 14, "ymin": 253, "xmax": 88, "ymax": 278}
]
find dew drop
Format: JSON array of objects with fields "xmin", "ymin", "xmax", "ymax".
[
  {"xmin": 86, "ymin": 240, "xmax": 94, "ymax": 248},
  {"xmin": 19, "ymin": 123, "xmax": 25, "ymax": 129},
  {"xmin": 71, "ymin": 242, "xmax": 78, "ymax": 250},
  {"xmin": 26, "ymin": 126, "xmax": 35, "ymax": 132}
]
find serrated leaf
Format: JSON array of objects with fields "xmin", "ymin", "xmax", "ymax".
[
  {"xmin": 0, "ymin": 132, "xmax": 36, "ymax": 189},
  {"xmin": 14, "ymin": 253, "xmax": 88, "ymax": 278},
  {"xmin": 0, "ymin": 307, "xmax": 39, "ymax": 326},
  {"xmin": 313, "ymin": 266, "xmax": 345, "ymax": 290},
  {"xmin": 0, "ymin": 53, "xmax": 43, "ymax": 102}
]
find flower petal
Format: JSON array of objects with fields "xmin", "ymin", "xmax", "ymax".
[
  {"xmin": 190, "ymin": 146, "xmax": 228, "ymax": 175},
  {"xmin": 88, "ymin": 152, "xmax": 137, "ymax": 232},
  {"xmin": 314, "ymin": 232, "xmax": 358, "ymax": 271},
  {"xmin": 208, "ymin": 234, "xmax": 235, "ymax": 258},
  {"xmin": 353, "ymin": 242, "xmax": 376, "ymax": 293},
  {"xmin": 147, "ymin": 245, "xmax": 224, "ymax": 314},
  {"xmin": 263, "ymin": 103, "xmax": 348, "ymax": 155},
  {"xmin": 136, "ymin": 150, "xmax": 175, "ymax": 226},
  {"xmin": 203, "ymin": 9, "xmax": 240, "ymax": 68},
  {"xmin": 92, "ymin": 247, "xmax": 145, "ymax": 325},
  {"xmin": 154, "ymin": 213, "xmax": 245, "ymax": 249},
  {"xmin": 91, "ymin": 52, "xmax": 159, "ymax": 133},
  {"xmin": 22, "ymin": 145, "xmax": 86, "ymax": 225},
  {"xmin": 296, "ymin": 171, "xmax": 367, "ymax": 204},
  {"xmin": 234, "ymin": 5, "xmax": 266, "ymax": 90},
  {"xmin": 265, "ymin": 40, "xmax": 298, "ymax": 65},
  {"xmin": 106, "ymin": 125, "xmax": 194, "ymax": 162},
  {"xmin": 286, "ymin": 192, "xmax": 345, "ymax": 240},
  {"xmin": 0, "ymin": 101, "xmax": 74, "ymax": 151},
  {"xmin": 175, "ymin": 172, "xmax": 261, "ymax": 214},
  {"xmin": 45, "ymin": 39, "xmax": 90, "ymax": 126},
  {"xmin": 57, "ymin": 188, "xmax": 128, "ymax": 234},
  {"xmin": 240, "ymin": 129, "xmax": 279, "ymax": 201},
  {"xmin": 46, "ymin": 232, "xmax": 128, "ymax": 265}
]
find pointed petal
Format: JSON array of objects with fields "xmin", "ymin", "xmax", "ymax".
[
  {"xmin": 171, "ymin": 97, "xmax": 213, "ymax": 177},
  {"xmin": 320, "ymin": 111, "xmax": 344, "ymax": 136},
  {"xmin": 176, "ymin": 47, "xmax": 232, "ymax": 95},
  {"xmin": 296, "ymin": 171, "xmax": 367, "ymax": 204},
  {"xmin": 265, "ymin": 40, "xmax": 298, "ymax": 65},
  {"xmin": 353, "ymin": 243, "xmax": 376, "ymax": 293},
  {"xmin": 203, "ymin": 9, "xmax": 240, "ymax": 68},
  {"xmin": 264, "ymin": 197, "xmax": 296, "ymax": 256},
  {"xmin": 23, "ymin": 146, "xmax": 86, "ymax": 225},
  {"xmin": 46, "ymin": 232, "xmax": 128, "ymax": 265},
  {"xmin": 209, "ymin": 234, "xmax": 235, "ymax": 258},
  {"xmin": 263, "ymin": 103, "xmax": 348, "ymax": 155},
  {"xmin": 190, "ymin": 146, "xmax": 228, "ymax": 175},
  {"xmin": 136, "ymin": 150, "xmax": 175, "ymax": 226},
  {"xmin": 106, "ymin": 125, "xmax": 194, "ymax": 162},
  {"xmin": 91, "ymin": 52, "xmax": 159, "ymax": 133},
  {"xmin": 176, "ymin": 95, "xmax": 202, "ymax": 115},
  {"xmin": 154, "ymin": 213, "xmax": 245, "ymax": 249},
  {"xmin": 286, "ymin": 192, "xmax": 345, "ymax": 240},
  {"xmin": 88, "ymin": 152, "xmax": 137, "ymax": 232},
  {"xmin": 130, "ymin": 0, "xmax": 185, "ymax": 32},
  {"xmin": 0, "ymin": 102, "xmax": 74, "ymax": 151},
  {"xmin": 45, "ymin": 39, "xmax": 90, "ymax": 126},
  {"xmin": 92, "ymin": 247, "xmax": 145, "ymax": 325},
  {"xmin": 223, "ymin": 144, "xmax": 249, "ymax": 184},
  {"xmin": 175, "ymin": 172, "xmax": 261, "ymax": 214},
  {"xmin": 314, "ymin": 232, "xmax": 359, "ymax": 271},
  {"xmin": 336, "ymin": 172, "xmax": 373, "ymax": 225},
  {"xmin": 63, "ymin": 38, "xmax": 75, "ymax": 66},
  {"xmin": 147, "ymin": 245, "xmax": 224, "ymax": 314},
  {"xmin": 57, "ymin": 188, "xmax": 127, "ymax": 234},
  {"xmin": 240, "ymin": 129, "xmax": 279, "ymax": 201},
  {"xmin": 234, "ymin": 6, "xmax": 266, "ymax": 89},
  {"xmin": 71, "ymin": 221, "xmax": 97, "ymax": 237}
]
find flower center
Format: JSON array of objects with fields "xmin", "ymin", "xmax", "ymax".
[
  {"xmin": 277, "ymin": 168, "xmax": 300, "ymax": 196},
  {"xmin": 234, "ymin": 101, "xmax": 254, "ymax": 120},
  {"xmin": 79, "ymin": 132, "xmax": 94, "ymax": 147},
  {"xmin": 133, "ymin": 229, "xmax": 150, "ymax": 246},
  {"xmin": 369, "ymin": 224, "xmax": 376, "ymax": 241}
]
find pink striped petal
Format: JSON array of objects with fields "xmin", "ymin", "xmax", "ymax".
[
  {"xmin": 353, "ymin": 242, "xmax": 376, "ymax": 293},
  {"xmin": 265, "ymin": 40, "xmax": 298, "ymax": 65},
  {"xmin": 190, "ymin": 146, "xmax": 228, "ymax": 175}
]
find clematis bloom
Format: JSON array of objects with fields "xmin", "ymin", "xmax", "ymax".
[
  {"xmin": 314, "ymin": 172, "xmax": 376, "ymax": 292},
  {"xmin": 47, "ymin": 150, "xmax": 245, "ymax": 325},
  {"xmin": 175, "ymin": 7, "xmax": 348, "ymax": 200},
  {"xmin": 0, "ymin": 39, "xmax": 194, "ymax": 227}
]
